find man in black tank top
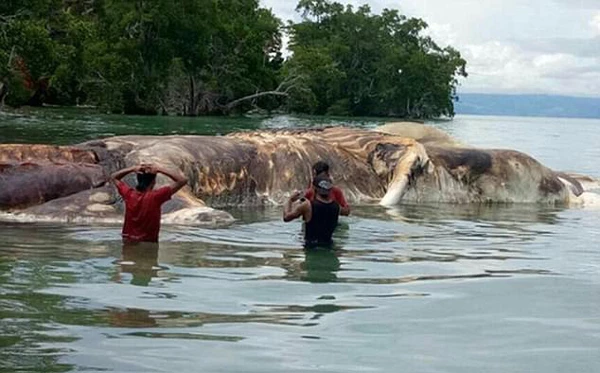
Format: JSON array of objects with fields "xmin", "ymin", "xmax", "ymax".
[{"xmin": 283, "ymin": 175, "xmax": 341, "ymax": 248}]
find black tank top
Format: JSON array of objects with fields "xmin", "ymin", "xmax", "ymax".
[{"xmin": 305, "ymin": 199, "xmax": 340, "ymax": 246}]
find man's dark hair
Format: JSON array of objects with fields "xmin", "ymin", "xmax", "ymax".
[
  {"xmin": 312, "ymin": 161, "xmax": 330, "ymax": 176},
  {"xmin": 136, "ymin": 172, "xmax": 156, "ymax": 191}
]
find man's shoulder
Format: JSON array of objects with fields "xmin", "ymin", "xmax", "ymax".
[
  {"xmin": 115, "ymin": 180, "xmax": 133, "ymax": 196},
  {"xmin": 331, "ymin": 186, "xmax": 349, "ymax": 208},
  {"xmin": 151, "ymin": 186, "xmax": 171, "ymax": 195},
  {"xmin": 332, "ymin": 186, "xmax": 346, "ymax": 196},
  {"xmin": 150, "ymin": 186, "xmax": 173, "ymax": 202},
  {"xmin": 153, "ymin": 185, "xmax": 172, "ymax": 192}
]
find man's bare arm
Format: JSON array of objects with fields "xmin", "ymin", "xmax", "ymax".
[
  {"xmin": 110, "ymin": 165, "xmax": 140, "ymax": 183},
  {"xmin": 154, "ymin": 166, "xmax": 188, "ymax": 193},
  {"xmin": 340, "ymin": 205, "xmax": 351, "ymax": 216},
  {"xmin": 283, "ymin": 191, "xmax": 307, "ymax": 222}
]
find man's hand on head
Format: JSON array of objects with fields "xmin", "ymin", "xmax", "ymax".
[
  {"xmin": 137, "ymin": 163, "xmax": 160, "ymax": 174},
  {"xmin": 136, "ymin": 163, "xmax": 149, "ymax": 172}
]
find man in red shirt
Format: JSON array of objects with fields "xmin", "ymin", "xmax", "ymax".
[
  {"xmin": 111, "ymin": 164, "xmax": 188, "ymax": 243},
  {"xmin": 304, "ymin": 161, "xmax": 350, "ymax": 216}
]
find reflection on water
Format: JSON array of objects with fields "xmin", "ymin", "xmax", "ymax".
[
  {"xmin": 301, "ymin": 248, "xmax": 341, "ymax": 283},
  {"xmin": 1, "ymin": 203, "xmax": 600, "ymax": 372},
  {"xmin": 380, "ymin": 202, "xmax": 565, "ymax": 225},
  {"xmin": 116, "ymin": 242, "xmax": 162, "ymax": 287},
  {"xmin": 2, "ymin": 111, "xmax": 600, "ymax": 372}
]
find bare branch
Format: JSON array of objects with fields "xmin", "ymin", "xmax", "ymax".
[
  {"xmin": 224, "ymin": 72, "xmax": 308, "ymax": 111},
  {"xmin": 6, "ymin": 46, "xmax": 16, "ymax": 68},
  {"xmin": 225, "ymin": 91, "xmax": 289, "ymax": 111}
]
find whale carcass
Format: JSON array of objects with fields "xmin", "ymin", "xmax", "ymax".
[{"xmin": 0, "ymin": 124, "xmax": 595, "ymax": 226}]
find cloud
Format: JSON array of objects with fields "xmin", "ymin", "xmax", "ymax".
[
  {"xmin": 591, "ymin": 11, "xmax": 600, "ymax": 35},
  {"xmin": 260, "ymin": 0, "xmax": 600, "ymax": 97},
  {"xmin": 551, "ymin": 0, "xmax": 600, "ymax": 9},
  {"xmin": 516, "ymin": 37, "xmax": 600, "ymax": 58},
  {"xmin": 457, "ymin": 41, "xmax": 600, "ymax": 96}
]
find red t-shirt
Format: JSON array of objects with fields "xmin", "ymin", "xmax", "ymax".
[
  {"xmin": 116, "ymin": 181, "xmax": 173, "ymax": 243},
  {"xmin": 304, "ymin": 186, "xmax": 348, "ymax": 208}
]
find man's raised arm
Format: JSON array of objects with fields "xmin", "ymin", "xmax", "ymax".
[
  {"xmin": 110, "ymin": 165, "xmax": 140, "ymax": 183},
  {"xmin": 154, "ymin": 166, "xmax": 188, "ymax": 193},
  {"xmin": 283, "ymin": 191, "xmax": 309, "ymax": 222}
]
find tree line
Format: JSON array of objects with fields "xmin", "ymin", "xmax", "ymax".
[{"xmin": 0, "ymin": 0, "xmax": 467, "ymax": 119}]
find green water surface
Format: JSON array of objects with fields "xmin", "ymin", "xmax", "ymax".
[{"xmin": 1, "ymin": 109, "xmax": 600, "ymax": 373}]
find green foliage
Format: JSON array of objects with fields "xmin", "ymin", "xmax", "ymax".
[
  {"xmin": 285, "ymin": 0, "xmax": 468, "ymax": 118},
  {"xmin": 82, "ymin": 0, "xmax": 284, "ymax": 115},
  {"xmin": 0, "ymin": 0, "xmax": 283, "ymax": 115},
  {"xmin": 0, "ymin": 1, "xmax": 94, "ymax": 106},
  {"xmin": 0, "ymin": 0, "xmax": 466, "ymax": 118}
]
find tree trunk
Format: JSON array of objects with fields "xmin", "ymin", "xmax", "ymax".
[
  {"xmin": 26, "ymin": 77, "xmax": 50, "ymax": 107},
  {"xmin": 188, "ymin": 75, "xmax": 196, "ymax": 116},
  {"xmin": 0, "ymin": 81, "xmax": 6, "ymax": 110}
]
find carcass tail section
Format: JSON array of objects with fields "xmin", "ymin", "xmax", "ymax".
[{"xmin": 0, "ymin": 162, "xmax": 106, "ymax": 210}]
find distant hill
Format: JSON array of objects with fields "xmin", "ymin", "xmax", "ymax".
[{"xmin": 454, "ymin": 93, "xmax": 600, "ymax": 119}]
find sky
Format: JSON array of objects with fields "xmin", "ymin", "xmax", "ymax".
[{"xmin": 260, "ymin": 0, "xmax": 600, "ymax": 98}]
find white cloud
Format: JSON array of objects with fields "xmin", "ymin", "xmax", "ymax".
[
  {"xmin": 261, "ymin": 0, "xmax": 600, "ymax": 97},
  {"xmin": 424, "ymin": 23, "xmax": 458, "ymax": 47},
  {"xmin": 591, "ymin": 11, "xmax": 600, "ymax": 35},
  {"xmin": 457, "ymin": 41, "xmax": 600, "ymax": 96}
]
